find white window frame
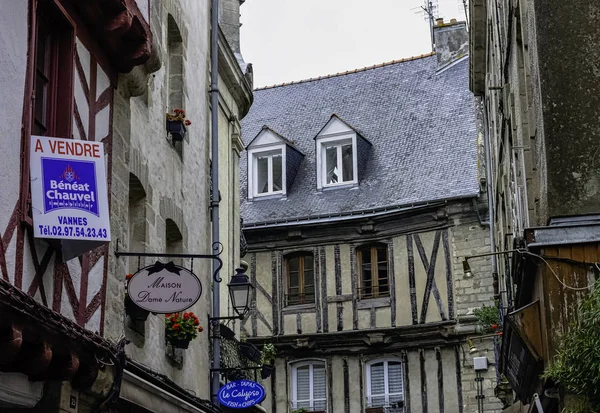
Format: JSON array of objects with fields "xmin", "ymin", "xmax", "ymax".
[
  {"xmin": 365, "ymin": 359, "xmax": 404, "ymax": 408},
  {"xmin": 291, "ymin": 360, "xmax": 327, "ymax": 411},
  {"xmin": 316, "ymin": 133, "xmax": 358, "ymax": 190},
  {"xmin": 247, "ymin": 144, "xmax": 286, "ymax": 199}
]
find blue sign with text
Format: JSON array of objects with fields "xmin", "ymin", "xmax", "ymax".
[
  {"xmin": 42, "ymin": 158, "xmax": 99, "ymax": 216},
  {"xmin": 217, "ymin": 380, "xmax": 266, "ymax": 409}
]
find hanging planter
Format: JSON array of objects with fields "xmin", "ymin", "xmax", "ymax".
[
  {"xmin": 260, "ymin": 342, "xmax": 276, "ymax": 379},
  {"xmin": 125, "ymin": 273, "xmax": 149, "ymax": 321},
  {"xmin": 165, "ymin": 312, "xmax": 204, "ymax": 350},
  {"xmin": 239, "ymin": 342, "xmax": 261, "ymax": 363},
  {"xmin": 260, "ymin": 364, "xmax": 274, "ymax": 380},
  {"xmin": 166, "ymin": 108, "xmax": 191, "ymax": 142}
]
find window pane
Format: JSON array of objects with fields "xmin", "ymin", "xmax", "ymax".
[
  {"xmin": 325, "ymin": 146, "xmax": 338, "ymax": 184},
  {"xmin": 342, "ymin": 144, "xmax": 354, "ymax": 182},
  {"xmin": 289, "ymin": 271, "xmax": 299, "ymax": 289},
  {"xmin": 272, "ymin": 153, "xmax": 282, "ymax": 191},
  {"xmin": 313, "ymin": 364, "xmax": 326, "ymax": 401},
  {"xmin": 303, "ymin": 255, "xmax": 314, "ymax": 271},
  {"xmin": 388, "ymin": 362, "xmax": 403, "ymax": 395},
  {"xmin": 370, "ymin": 363, "xmax": 385, "ymax": 397},
  {"xmin": 288, "ymin": 257, "xmax": 299, "ymax": 273},
  {"xmin": 296, "ymin": 366, "xmax": 311, "ymax": 401},
  {"xmin": 256, "ymin": 156, "xmax": 269, "ymax": 193}
]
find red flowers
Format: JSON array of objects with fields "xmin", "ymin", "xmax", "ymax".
[
  {"xmin": 185, "ymin": 119, "xmax": 191, "ymax": 126},
  {"xmin": 126, "ymin": 273, "xmax": 134, "ymax": 280},
  {"xmin": 165, "ymin": 311, "xmax": 204, "ymax": 344}
]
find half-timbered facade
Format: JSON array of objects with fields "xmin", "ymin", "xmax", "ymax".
[
  {"xmin": 0, "ymin": 0, "xmax": 151, "ymax": 411},
  {"xmin": 240, "ymin": 20, "xmax": 503, "ymax": 413}
]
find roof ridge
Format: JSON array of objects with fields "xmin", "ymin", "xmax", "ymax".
[{"xmin": 254, "ymin": 52, "xmax": 436, "ymax": 91}]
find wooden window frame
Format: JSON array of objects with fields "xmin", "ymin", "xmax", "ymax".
[
  {"xmin": 32, "ymin": 0, "xmax": 75, "ymax": 139},
  {"xmin": 357, "ymin": 244, "xmax": 390, "ymax": 299},
  {"xmin": 285, "ymin": 253, "xmax": 315, "ymax": 306}
]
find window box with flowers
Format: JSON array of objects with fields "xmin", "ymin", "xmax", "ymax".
[
  {"xmin": 166, "ymin": 108, "xmax": 191, "ymax": 142},
  {"xmin": 125, "ymin": 273, "xmax": 149, "ymax": 321},
  {"xmin": 165, "ymin": 312, "xmax": 204, "ymax": 349}
]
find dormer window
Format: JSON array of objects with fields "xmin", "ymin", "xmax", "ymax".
[
  {"xmin": 246, "ymin": 126, "xmax": 304, "ymax": 200},
  {"xmin": 254, "ymin": 149, "xmax": 283, "ymax": 195},
  {"xmin": 315, "ymin": 114, "xmax": 371, "ymax": 190}
]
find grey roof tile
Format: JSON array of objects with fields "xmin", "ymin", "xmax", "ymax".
[{"xmin": 240, "ymin": 56, "xmax": 479, "ymax": 225}]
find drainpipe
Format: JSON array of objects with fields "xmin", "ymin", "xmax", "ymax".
[
  {"xmin": 482, "ymin": 96, "xmax": 498, "ymax": 298},
  {"xmin": 210, "ymin": 0, "xmax": 221, "ymax": 406}
]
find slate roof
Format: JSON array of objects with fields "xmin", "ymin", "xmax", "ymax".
[{"xmin": 240, "ymin": 55, "xmax": 479, "ymax": 226}]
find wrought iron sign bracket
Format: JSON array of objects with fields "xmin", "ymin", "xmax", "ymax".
[{"xmin": 114, "ymin": 239, "xmax": 224, "ymax": 282}]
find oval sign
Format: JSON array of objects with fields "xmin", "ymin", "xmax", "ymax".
[
  {"xmin": 217, "ymin": 380, "xmax": 266, "ymax": 409},
  {"xmin": 127, "ymin": 261, "xmax": 202, "ymax": 313}
]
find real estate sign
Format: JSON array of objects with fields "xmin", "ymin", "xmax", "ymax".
[{"xmin": 30, "ymin": 136, "xmax": 111, "ymax": 241}]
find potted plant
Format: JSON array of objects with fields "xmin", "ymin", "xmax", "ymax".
[
  {"xmin": 472, "ymin": 304, "xmax": 500, "ymax": 333},
  {"xmin": 291, "ymin": 408, "xmax": 308, "ymax": 413},
  {"xmin": 239, "ymin": 340, "xmax": 262, "ymax": 363},
  {"xmin": 165, "ymin": 312, "xmax": 204, "ymax": 349},
  {"xmin": 166, "ymin": 108, "xmax": 191, "ymax": 141},
  {"xmin": 125, "ymin": 273, "xmax": 149, "ymax": 321},
  {"xmin": 260, "ymin": 343, "xmax": 276, "ymax": 379}
]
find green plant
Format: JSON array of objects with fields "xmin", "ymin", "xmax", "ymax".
[
  {"xmin": 473, "ymin": 304, "xmax": 500, "ymax": 331},
  {"xmin": 260, "ymin": 343, "xmax": 277, "ymax": 365},
  {"xmin": 165, "ymin": 312, "xmax": 204, "ymax": 343},
  {"xmin": 291, "ymin": 408, "xmax": 308, "ymax": 413},
  {"xmin": 542, "ymin": 285, "xmax": 600, "ymax": 412}
]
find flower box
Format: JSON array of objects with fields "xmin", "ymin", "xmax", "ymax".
[
  {"xmin": 168, "ymin": 338, "xmax": 191, "ymax": 349},
  {"xmin": 166, "ymin": 119, "xmax": 187, "ymax": 141}
]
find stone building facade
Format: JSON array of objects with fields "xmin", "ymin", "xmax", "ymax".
[
  {"xmin": 0, "ymin": 0, "xmax": 251, "ymax": 411},
  {"xmin": 469, "ymin": 0, "xmax": 600, "ymax": 411},
  {"xmin": 240, "ymin": 20, "xmax": 502, "ymax": 413}
]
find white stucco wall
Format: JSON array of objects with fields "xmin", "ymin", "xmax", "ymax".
[{"xmin": 0, "ymin": 0, "xmax": 28, "ymax": 274}]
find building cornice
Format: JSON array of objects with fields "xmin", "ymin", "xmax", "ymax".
[{"xmin": 218, "ymin": 27, "xmax": 253, "ymax": 118}]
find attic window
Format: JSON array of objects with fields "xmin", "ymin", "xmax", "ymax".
[
  {"xmin": 315, "ymin": 115, "xmax": 368, "ymax": 190},
  {"xmin": 316, "ymin": 135, "xmax": 358, "ymax": 189},
  {"xmin": 254, "ymin": 149, "xmax": 283, "ymax": 195},
  {"xmin": 248, "ymin": 145, "xmax": 286, "ymax": 198}
]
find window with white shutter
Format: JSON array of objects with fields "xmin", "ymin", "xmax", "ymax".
[
  {"xmin": 366, "ymin": 359, "xmax": 404, "ymax": 408},
  {"xmin": 292, "ymin": 361, "xmax": 327, "ymax": 411}
]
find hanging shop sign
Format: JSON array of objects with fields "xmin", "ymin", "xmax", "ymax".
[
  {"xmin": 217, "ymin": 380, "xmax": 266, "ymax": 409},
  {"xmin": 29, "ymin": 136, "xmax": 111, "ymax": 241},
  {"xmin": 127, "ymin": 261, "xmax": 202, "ymax": 313}
]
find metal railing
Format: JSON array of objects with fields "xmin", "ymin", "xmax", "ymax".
[
  {"xmin": 285, "ymin": 292, "xmax": 315, "ymax": 306},
  {"xmin": 358, "ymin": 287, "xmax": 391, "ymax": 300}
]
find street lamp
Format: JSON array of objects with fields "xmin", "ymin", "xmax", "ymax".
[{"xmin": 228, "ymin": 268, "xmax": 254, "ymax": 317}]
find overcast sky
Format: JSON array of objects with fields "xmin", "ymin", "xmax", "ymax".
[{"xmin": 240, "ymin": 0, "xmax": 467, "ymax": 88}]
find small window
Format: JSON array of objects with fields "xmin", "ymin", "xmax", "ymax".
[
  {"xmin": 358, "ymin": 244, "xmax": 389, "ymax": 299},
  {"xmin": 292, "ymin": 361, "xmax": 327, "ymax": 411},
  {"xmin": 285, "ymin": 253, "xmax": 315, "ymax": 306},
  {"xmin": 252, "ymin": 149, "xmax": 283, "ymax": 196},
  {"xmin": 321, "ymin": 139, "xmax": 355, "ymax": 186},
  {"xmin": 32, "ymin": 1, "xmax": 75, "ymax": 137},
  {"xmin": 366, "ymin": 359, "xmax": 404, "ymax": 409}
]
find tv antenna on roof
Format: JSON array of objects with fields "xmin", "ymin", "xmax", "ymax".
[{"xmin": 411, "ymin": 0, "xmax": 438, "ymax": 51}]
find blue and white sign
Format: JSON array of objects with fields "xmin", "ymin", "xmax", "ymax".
[
  {"xmin": 30, "ymin": 136, "xmax": 111, "ymax": 241},
  {"xmin": 218, "ymin": 380, "xmax": 266, "ymax": 409}
]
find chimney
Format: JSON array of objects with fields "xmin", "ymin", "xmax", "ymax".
[
  {"xmin": 220, "ymin": 0, "xmax": 244, "ymax": 54},
  {"xmin": 433, "ymin": 19, "xmax": 469, "ymax": 68}
]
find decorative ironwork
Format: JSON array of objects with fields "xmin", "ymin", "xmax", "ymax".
[{"xmin": 114, "ymin": 239, "xmax": 224, "ymax": 283}]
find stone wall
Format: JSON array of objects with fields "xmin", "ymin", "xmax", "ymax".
[{"xmin": 107, "ymin": 0, "xmax": 213, "ymax": 400}]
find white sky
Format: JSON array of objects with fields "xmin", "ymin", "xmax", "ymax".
[{"xmin": 240, "ymin": 0, "xmax": 467, "ymax": 88}]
